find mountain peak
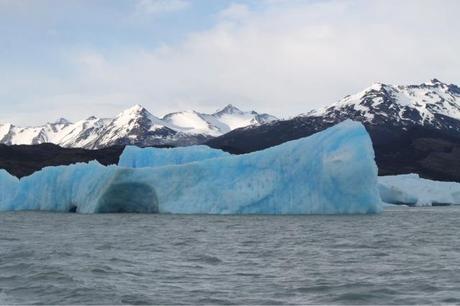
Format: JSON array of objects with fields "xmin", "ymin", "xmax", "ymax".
[
  {"xmin": 367, "ymin": 82, "xmax": 387, "ymax": 91},
  {"xmin": 125, "ymin": 104, "xmax": 147, "ymax": 113},
  {"xmin": 117, "ymin": 104, "xmax": 152, "ymax": 118},
  {"xmin": 215, "ymin": 104, "xmax": 243, "ymax": 115},
  {"xmin": 53, "ymin": 118, "xmax": 71, "ymax": 125},
  {"xmin": 312, "ymin": 79, "xmax": 460, "ymax": 127},
  {"xmin": 422, "ymin": 78, "xmax": 448, "ymax": 87}
]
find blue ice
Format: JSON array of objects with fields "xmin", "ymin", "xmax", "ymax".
[
  {"xmin": 119, "ymin": 145, "xmax": 230, "ymax": 168},
  {"xmin": 0, "ymin": 170, "xmax": 18, "ymax": 205},
  {"xmin": 0, "ymin": 120, "xmax": 382, "ymax": 214}
]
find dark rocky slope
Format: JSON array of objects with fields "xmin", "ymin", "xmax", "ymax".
[{"xmin": 0, "ymin": 143, "xmax": 124, "ymax": 178}]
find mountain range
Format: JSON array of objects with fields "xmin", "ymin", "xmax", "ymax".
[
  {"xmin": 2, "ymin": 79, "xmax": 460, "ymax": 181},
  {"xmin": 0, "ymin": 104, "xmax": 277, "ymax": 149},
  {"xmin": 207, "ymin": 79, "xmax": 460, "ymax": 181}
]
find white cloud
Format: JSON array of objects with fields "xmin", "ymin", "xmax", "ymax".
[
  {"xmin": 135, "ymin": 0, "xmax": 190, "ymax": 15},
  {"xmin": 2, "ymin": 0, "xmax": 460, "ymax": 125},
  {"xmin": 219, "ymin": 3, "xmax": 250, "ymax": 21},
  {"xmin": 68, "ymin": 1, "xmax": 460, "ymax": 116}
]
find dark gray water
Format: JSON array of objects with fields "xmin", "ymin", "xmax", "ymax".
[{"xmin": 0, "ymin": 206, "xmax": 459, "ymax": 305}]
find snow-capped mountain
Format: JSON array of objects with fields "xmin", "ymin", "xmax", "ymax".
[
  {"xmin": 207, "ymin": 79, "xmax": 460, "ymax": 182},
  {"xmin": 308, "ymin": 78, "xmax": 460, "ymax": 131},
  {"xmin": 163, "ymin": 104, "xmax": 277, "ymax": 136},
  {"xmin": 0, "ymin": 104, "xmax": 277, "ymax": 149}
]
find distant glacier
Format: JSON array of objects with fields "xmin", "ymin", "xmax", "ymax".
[{"xmin": 0, "ymin": 120, "xmax": 382, "ymax": 214}]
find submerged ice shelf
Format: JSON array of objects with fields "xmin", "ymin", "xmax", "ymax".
[{"xmin": 0, "ymin": 120, "xmax": 382, "ymax": 214}]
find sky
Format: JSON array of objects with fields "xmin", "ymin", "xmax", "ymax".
[{"xmin": 1, "ymin": 0, "xmax": 460, "ymax": 125}]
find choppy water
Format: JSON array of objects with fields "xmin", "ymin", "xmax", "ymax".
[{"xmin": 0, "ymin": 206, "xmax": 460, "ymax": 305}]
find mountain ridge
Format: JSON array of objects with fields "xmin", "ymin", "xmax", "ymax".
[
  {"xmin": 206, "ymin": 79, "xmax": 460, "ymax": 182},
  {"xmin": 307, "ymin": 78, "xmax": 460, "ymax": 129},
  {"xmin": 0, "ymin": 104, "xmax": 277, "ymax": 149},
  {"xmin": 3, "ymin": 79, "xmax": 460, "ymax": 181}
]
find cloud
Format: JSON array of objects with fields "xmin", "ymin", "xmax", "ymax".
[
  {"xmin": 135, "ymin": 0, "xmax": 190, "ymax": 15},
  {"xmin": 2, "ymin": 0, "xmax": 460, "ymax": 125},
  {"xmin": 219, "ymin": 3, "xmax": 250, "ymax": 21},
  {"xmin": 67, "ymin": 0, "xmax": 460, "ymax": 117}
]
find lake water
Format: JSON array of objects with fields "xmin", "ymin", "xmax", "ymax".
[{"xmin": 0, "ymin": 206, "xmax": 459, "ymax": 305}]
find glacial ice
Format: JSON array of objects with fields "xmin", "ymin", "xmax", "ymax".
[
  {"xmin": 0, "ymin": 170, "xmax": 18, "ymax": 204},
  {"xmin": 0, "ymin": 120, "xmax": 382, "ymax": 214},
  {"xmin": 119, "ymin": 145, "xmax": 230, "ymax": 168},
  {"xmin": 378, "ymin": 174, "xmax": 460, "ymax": 206}
]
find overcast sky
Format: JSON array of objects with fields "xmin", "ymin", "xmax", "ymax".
[{"xmin": 1, "ymin": 0, "xmax": 460, "ymax": 125}]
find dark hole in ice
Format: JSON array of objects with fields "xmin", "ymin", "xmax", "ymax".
[
  {"xmin": 68, "ymin": 205, "xmax": 77, "ymax": 213},
  {"xmin": 96, "ymin": 182, "xmax": 159, "ymax": 213}
]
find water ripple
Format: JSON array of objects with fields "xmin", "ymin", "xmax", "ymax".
[{"xmin": 0, "ymin": 206, "xmax": 459, "ymax": 304}]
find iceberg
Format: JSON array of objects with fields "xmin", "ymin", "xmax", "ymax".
[
  {"xmin": 0, "ymin": 162, "xmax": 160, "ymax": 213},
  {"xmin": 119, "ymin": 145, "xmax": 230, "ymax": 168},
  {"xmin": 0, "ymin": 170, "xmax": 18, "ymax": 204},
  {"xmin": 0, "ymin": 120, "xmax": 382, "ymax": 214},
  {"xmin": 378, "ymin": 174, "xmax": 460, "ymax": 206}
]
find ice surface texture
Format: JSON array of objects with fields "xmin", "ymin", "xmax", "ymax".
[
  {"xmin": 119, "ymin": 145, "xmax": 230, "ymax": 168},
  {"xmin": 0, "ymin": 170, "xmax": 18, "ymax": 204},
  {"xmin": 379, "ymin": 174, "xmax": 460, "ymax": 206},
  {"xmin": 0, "ymin": 120, "xmax": 382, "ymax": 214}
]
